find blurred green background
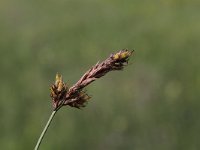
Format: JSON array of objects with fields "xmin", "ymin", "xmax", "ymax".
[{"xmin": 0, "ymin": 0, "xmax": 200, "ymax": 149}]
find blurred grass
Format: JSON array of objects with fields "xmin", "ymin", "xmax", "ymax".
[{"xmin": 0, "ymin": 0, "xmax": 200, "ymax": 149}]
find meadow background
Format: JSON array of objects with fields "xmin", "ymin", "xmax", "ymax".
[{"xmin": 0, "ymin": 0, "xmax": 200, "ymax": 149}]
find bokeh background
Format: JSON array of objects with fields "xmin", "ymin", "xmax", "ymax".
[{"xmin": 0, "ymin": 0, "xmax": 200, "ymax": 149}]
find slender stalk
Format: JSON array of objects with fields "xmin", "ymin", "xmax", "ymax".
[{"xmin": 34, "ymin": 110, "xmax": 57, "ymax": 150}]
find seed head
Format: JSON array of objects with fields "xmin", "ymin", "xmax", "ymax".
[{"xmin": 50, "ymin": 49, "xmax": 134, "ymax": 110}]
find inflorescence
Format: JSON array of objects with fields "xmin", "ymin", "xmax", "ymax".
[{"xmin": 50, "ymin": 49, "xmax": 134, "ymax": 110}]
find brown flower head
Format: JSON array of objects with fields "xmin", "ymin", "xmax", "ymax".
[{"xmin": 50, "ymin": 49, "xmax": 134, "ymax": 110}]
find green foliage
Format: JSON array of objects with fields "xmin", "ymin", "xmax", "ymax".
[{"xmin": 0, "ymin": 0, "xmax": 200, "ymax": 149}]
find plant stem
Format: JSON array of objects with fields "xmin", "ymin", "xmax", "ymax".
[{"xmin": 34, "ymin": 110, "xmax": 57, "ymax": 150}]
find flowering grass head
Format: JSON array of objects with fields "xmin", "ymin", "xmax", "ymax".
[{"xmin": 50, "ymin": 49, "xmax": 134, "ymax": 110}]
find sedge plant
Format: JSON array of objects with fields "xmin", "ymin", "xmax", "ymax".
[{"xmin": 34, "ymin": 49, "xmax": 134, "ymax": 150}]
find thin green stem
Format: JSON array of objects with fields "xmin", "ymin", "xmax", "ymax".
[{"xmin": 34, "ymin": 110, "xmax": 57, "ymax": 150}]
